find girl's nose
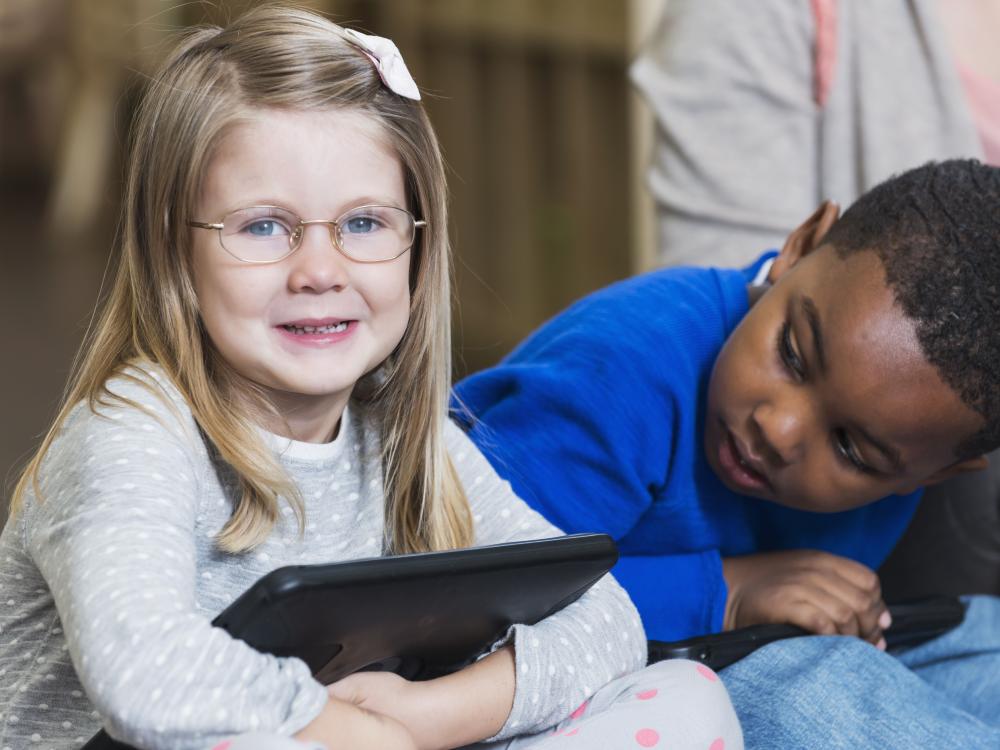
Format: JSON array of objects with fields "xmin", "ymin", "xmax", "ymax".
[
  {"xmin": 750, "ymin": 394, "xmax": 813, "ymax": 466},
  {"xmin": 286, "ymin": 223, "xmax": 350, "ymax": 293}
]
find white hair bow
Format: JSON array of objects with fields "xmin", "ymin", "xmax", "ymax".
[{"xmin": 343, "ymin": 28, "xmax": 421, "ymax": 101}]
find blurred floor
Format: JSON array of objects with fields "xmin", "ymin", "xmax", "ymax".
[{"xmin": 0, "ymin": 183, "xmax": 106, "ymax": 507}]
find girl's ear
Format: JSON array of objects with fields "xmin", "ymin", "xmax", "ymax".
[{"xmin": 768, "ymin": 200, "xmax": 841, "ymax": 284}]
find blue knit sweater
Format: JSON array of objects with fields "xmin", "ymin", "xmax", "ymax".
[{"xmin": 454, "ymin": 256, "xmax": 922, "ymax": 641}]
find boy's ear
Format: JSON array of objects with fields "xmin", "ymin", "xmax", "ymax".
[
  {"xmin": 768, "ymin": 200, "xmax": 841, "ymax": 284},
  {"xmin": 908, "ymin": 454, "xmax": 990, "ymax": 491}
]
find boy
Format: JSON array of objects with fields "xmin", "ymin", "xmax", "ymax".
[{"xmin": 455, "ymin": 160, "xmax": 1000, "ymax": 748}]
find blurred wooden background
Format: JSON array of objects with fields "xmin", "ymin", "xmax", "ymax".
[{"xmin": 0, "ymin": 0, "xmax": 663, "ymax": 503}]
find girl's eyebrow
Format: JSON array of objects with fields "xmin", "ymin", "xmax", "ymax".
[
  {"xmin": 221, "ymin": 196, "xmax": 405, "ymax": 215},
  {"xmin": 218, "ymin": 198, "xmax": 292, "ymax": 215},
  {"xmin": 800, "ymin": 295, "xmax": 827, "ymax": 375}
]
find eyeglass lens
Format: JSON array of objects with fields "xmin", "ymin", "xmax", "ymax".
[{"xmin": 218, "ymin": 206, "xmax": 416, "ymax": 263}]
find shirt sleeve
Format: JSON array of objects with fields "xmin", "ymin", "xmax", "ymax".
[
  {"xmin": 455, "ymin": 272, "xmax": 749, "ymax": 645},
  {"xmin": 454, "ymin": 326, "xmax": 675, "ymax": 544},
  {"xmin": 24, "ymin": 374, "xmax": 328, "ymax": 749},
  {"xmin": 613, "ymin": 552, "xmax": 727, "ymax": 641},
  {"xmin": 445, "ymin": 421, "xmax": 647, "ymax": 739},
  {"xmin": 630, "ymin": 0, "xmax": 818, "ymax": 266},
  {"xmin": 456, "ymin": 361, "xmax": 727, "ymax": 642}
]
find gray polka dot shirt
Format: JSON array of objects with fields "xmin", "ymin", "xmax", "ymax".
[{"xmin": 0, "ymin": 369, "xmax": 646, "ymax": 749}]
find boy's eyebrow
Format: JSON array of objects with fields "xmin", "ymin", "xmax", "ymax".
[
  {"xmin": 801, "ymin": 296, "xmax": 827, "ymax": 374},
  {"xmin": 855, "ymin": 424, "xmax": 904, "ymax": 472},
  {"xmin": 801, "ymin": 294, "xmax": 902, "ymax": 472}
]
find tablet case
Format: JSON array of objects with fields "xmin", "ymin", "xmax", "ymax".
[
  {"xmin": 83, "ymin": 533, "xmax": 618, "ymax": 749},
  {"xmin": 213, "ymin": 532, "xmax": 618, "ymax": 683},
  {"xmin": 647, "ymin": 595, "xmax": 966, "ymax": 671}
]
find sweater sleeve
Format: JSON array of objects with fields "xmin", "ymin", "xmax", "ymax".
[
  {"xmin": 23, "ymin": 374, "xmax": 327, "ymax": 749},
  {"xmin": 454, "ymin": 335, "xmax": 675, "ymax": 543},
  {"xmin": 612, "ymin": 552, "xmax": 727, "ymax": 641},
  {"xmin": 445, "ymin": 421, "xmax": 647, "ymax": 739},
  {"xmin": 454, "ymin": 290, "xmax": 728, "ymax": 641},
  {"xmin": 630, "ymin": 0, "xmax": 818, "ymax": 267}
]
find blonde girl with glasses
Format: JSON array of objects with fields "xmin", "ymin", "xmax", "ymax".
[{"xmin": 0, "ymin": 6, "xmax": 742, "ymax": 750}]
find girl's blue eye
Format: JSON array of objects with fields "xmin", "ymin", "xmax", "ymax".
[
  {"xmin": 246, "ymin": 219, "xmax": 288, "ymax": 237},
  {"xmin": 344, "ymin": 215, "xmax": 384, "ymax": 235}
]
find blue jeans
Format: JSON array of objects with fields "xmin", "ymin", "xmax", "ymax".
[{"xmin": 720, "ymin": 595, "xmax": 1000, "ymax": 749}]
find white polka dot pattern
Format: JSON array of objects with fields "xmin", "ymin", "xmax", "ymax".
[{"xmin": 0, "ymin": 366, "xmax": 645, "ymax": 748}]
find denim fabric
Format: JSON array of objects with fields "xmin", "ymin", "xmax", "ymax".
[
  {"xmin": 720, "ymin": 595, "xmax": 1000, "ymax": 749},
  {"xmin": 893, "ymin": 594, "xmax": 1000, "ymax": 724}
]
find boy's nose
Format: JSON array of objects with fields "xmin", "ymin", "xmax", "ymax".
[
  {"xmin": 750, "ymin": 398, "xmax": 810, "ymax": 466},
  {"xmin": 286, "ymin": 224, "xmax": 350, "ymax": 293}
]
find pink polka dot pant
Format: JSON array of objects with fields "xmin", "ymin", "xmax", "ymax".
[{"xmin": 471, "ymin": 659, "xmax": 743, "ymax": 750}]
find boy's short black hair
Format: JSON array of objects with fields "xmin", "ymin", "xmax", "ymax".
[{"xmin": 820, "ymin": 159, "xmax": 1000, "ymax": 458}]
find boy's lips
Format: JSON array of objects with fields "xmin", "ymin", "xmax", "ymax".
[{"xmin": 718, "ymin": 427, "xmax": 772, "ymax": 493}]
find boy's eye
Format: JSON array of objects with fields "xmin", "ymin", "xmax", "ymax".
[
  {"xmin": 834, "ymin": 429, "xmax": 874, "ymax": 474},
  {"xmin": 777, "ymin": 321, "xmax": 805, "ymax": 380}
]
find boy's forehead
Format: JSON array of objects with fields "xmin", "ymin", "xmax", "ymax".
[
  {"xmin": 804, "ymin": 245, "xmax": 891, "ymax": 304},
  {"xmin": 784, "ymin": 247, "xmax": 981, "ymax": 458},
  {"xmin": 815, "ymin": 251, "xmax": 915, "ymax": 362}
]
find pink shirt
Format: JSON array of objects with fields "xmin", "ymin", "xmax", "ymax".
[
  {"xmin": 956, "ymin": 62, "xmax": 1000, "ymax": 166},
  {"xmin": 812, "ymin": 0, "xmax": 999, "ymax": 166}
]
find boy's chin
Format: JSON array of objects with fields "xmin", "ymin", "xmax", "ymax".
[
  {"xmin": 755, "ymin": 491, "xmax": 872, "ymax": 515},
  {"xmin": 715, "ymin": 472, "xmax": 777, "ymax": 503},
  {"xmin": 708, "ymin": 461, "xmax": 829, "ymax": 510}
]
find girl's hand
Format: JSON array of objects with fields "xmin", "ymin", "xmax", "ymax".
[
  {"xmin": 327, "ymin": 672, "xmax": 435, "ymax": 745},
  {"xmin": 293, "ymin": 696, "xmax": 418, "ymax": 750},
  {"xmin": 722, "ymin": 549, "xmax": 890, "ymax": 648},
  {"xmin": 328, "ymin": 646, "xmax": 515, "ymax": 750}
]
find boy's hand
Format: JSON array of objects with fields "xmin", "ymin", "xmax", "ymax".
[{"xmin": 721, "ymin": 550, "xmax": 890, "ymax": 649}]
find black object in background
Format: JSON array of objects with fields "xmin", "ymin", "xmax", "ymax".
[
  {"xmin": 647, "ymin": 595, "xmax": 966, "ymax": 672},
  {"xmin": 880, "ymin": 449, "xmax": 1000, "ymax": 600},
  {"xmin": 83, "ymin": 533, "xmax": 618, "ymax": 750}
]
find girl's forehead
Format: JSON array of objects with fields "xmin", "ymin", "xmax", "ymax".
[
  {"xmin": 200, "ymin": 107, "xmax": 404, "ymax": 209},
  {"xmin": 220, "ymin": 106, "xmax": 394, "ymax": 158}
]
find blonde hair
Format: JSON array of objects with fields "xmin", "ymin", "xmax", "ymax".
[{"xmin": 11, "ymin": 5, "xmax": 473, "ymax": 554}]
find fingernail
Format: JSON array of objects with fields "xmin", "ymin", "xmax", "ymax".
[
  {"xmin": 878, "ymin": 610, "xmax": 892, "ymax": 629},
  {"xmin": 876, "ymin": 637, "xmax": 887, "ymax": 651}
]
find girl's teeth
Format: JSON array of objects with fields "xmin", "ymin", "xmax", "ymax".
[{"xmin": 284, "ymin": 322, "xmax": 349, "ymax": 334}]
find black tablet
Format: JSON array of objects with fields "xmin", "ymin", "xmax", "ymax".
[
  {"xmin": 84, "ymin": 533, "xmax": 617, "ymax": 749},
  {"xmin": 647, "ymin": 595, "xmax": 966, "ymax": 671},
  {"xmin": 213, "ymin": 532, "xmax": 618, "ymax": 683}
]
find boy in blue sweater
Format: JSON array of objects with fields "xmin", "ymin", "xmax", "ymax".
[{"xmin": 455, "ymin": 160, "xmax": 1000, "ymax": 748}]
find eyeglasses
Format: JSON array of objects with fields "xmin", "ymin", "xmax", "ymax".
[{"xmin": 189, "ymin": 205, "xmax": 426, "ymax": 264}]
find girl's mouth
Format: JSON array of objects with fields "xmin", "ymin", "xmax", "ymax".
[
  {"xmin": 275, "ymin": 319, "xmax": 356, "ymax": 347},
  {"xmin": 281, "ymin": 321, "xmax": 349, "ymax": 335}
]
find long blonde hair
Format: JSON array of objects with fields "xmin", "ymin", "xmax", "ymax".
[{"xmin": 11, "ymin": 5, "xmax": 473, "ymax": 554}]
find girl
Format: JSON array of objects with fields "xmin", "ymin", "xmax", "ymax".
[{"xmin": 0, "ymin": 6, "xmax": 742, "ymax": 750}]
